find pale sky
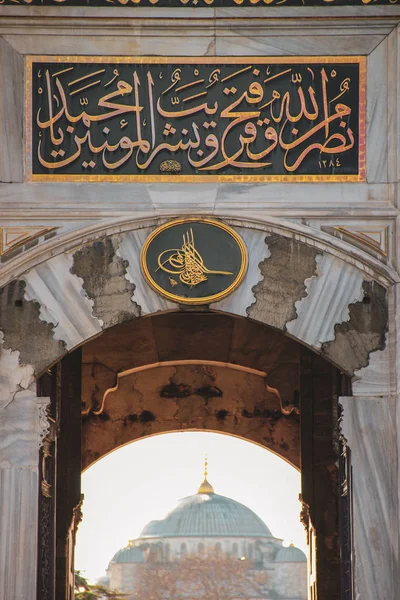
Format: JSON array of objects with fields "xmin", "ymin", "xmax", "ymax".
[{"xmin": 75, "ymin": 431, "xmax": 306, "ymax": 582}]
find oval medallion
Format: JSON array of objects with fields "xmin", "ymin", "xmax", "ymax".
[{"xmin": 141, "ymin": 218, "xmax": 248, "ymax": 305}]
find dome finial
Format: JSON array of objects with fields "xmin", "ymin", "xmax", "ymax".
[{"xmin": 197, "ymin": 455, "xmax": 214, "ymax": 494}]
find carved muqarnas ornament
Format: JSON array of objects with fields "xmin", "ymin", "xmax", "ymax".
[{"xmin": 141, "ymin": 218, "xmax": 248, "ymax": 304}]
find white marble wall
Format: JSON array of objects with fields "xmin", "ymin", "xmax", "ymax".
[
  {"xmin": 286, "ymin": 254, "xmax": 365, "ymax": 350},
  {"xmin": 22, "ymin": 253, "xmax": 103, "ymax": 348},
  {"xmin": 341, "ymin": 395, "xmax": 399, "ymax": 600},
  {"xmin": 0, "ymin": 386, "xmax": 49, "ymax": 600}
]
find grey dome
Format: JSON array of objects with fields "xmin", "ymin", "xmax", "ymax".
[
  {"xmin": 275, "ymin": 545, "xmax": 307, "ymax": 563},
  {"xmin": 111, "ymin": 546, "xmax": 145, "ymax": 564},
  {"xmin": 140, "ymin": 492, "xmax": 273, "ymax": 539}
]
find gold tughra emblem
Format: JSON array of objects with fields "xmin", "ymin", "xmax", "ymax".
[
  {"xmin": 141, "ymin": 218, "xmax": 248, "ymax": 305},
  {"xmin": 156, "ymin": 228, "xmax": 233, "ymax": 288}
]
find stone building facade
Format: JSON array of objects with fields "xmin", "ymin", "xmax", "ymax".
[
  {"xmin": 106, "ymin": 471, "xmax": 307, "ymax": 599},
  {"xmin": 0, "ymin": 3, "xmax": 399, "ymax": 600}
]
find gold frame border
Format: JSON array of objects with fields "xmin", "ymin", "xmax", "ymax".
[
  {"xmin": 0, "ymin": 226, "xmax": 57, "ymax": 257},
  {"xmin": 25, "ymin": 55, "xmax": 366, "ymax": 183},
  {"xmin": 334, "ymin": 225, "xmax": 388, "ymax": 257},
  {"xmin": 140, "ymin": 217, "xmax": 248, "ymax": 305}
]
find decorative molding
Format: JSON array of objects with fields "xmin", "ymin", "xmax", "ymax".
[
  {"xmin": 0, "ymin": 226, "xmax": 56, "ymax": 257},
  {"xmin": 0, "ymin": 216, "xmax": 397, "ymax": 292},
  {"xmin": 0, "ymin": 390, "xmax": 43, "ymax": 468},
  {"xmin": 333, "ymin": 226, "xmax": 389, "ymax": 257},
  {"xmin": 36, "ymin": 397, "xmax": 51, "ymax": 450},
  {"xmin": 0, "ymin": 332, "xmax": 35, "ymax": 411}
]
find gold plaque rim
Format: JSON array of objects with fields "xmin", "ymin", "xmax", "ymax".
[
  {"xmin": 25, "ymin": 55, "xmax": 366, "ymax": 183},
  {"xmin": 140, "ymin": 218, "xmax": 248, "ymax": 305}
]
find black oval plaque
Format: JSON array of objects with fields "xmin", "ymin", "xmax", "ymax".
[{"xmin": 141, "ymin": 218, "xmax": 248, "ymax": 305}]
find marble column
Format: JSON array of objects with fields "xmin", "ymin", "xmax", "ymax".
[
  {"xmin": 340, "ymin": 395, "xmax": 399, "ymax": 600},
  {"xmin": 0, "ymin": 385, "xmax": 49, "ymax": 600}
]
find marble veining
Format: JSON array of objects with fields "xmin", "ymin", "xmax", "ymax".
[
  {"xmin": 0, "ymin": 332, "xmax": 34, "ymax": 410},
  {"xmin": 0, "ymin": 467, "xmax": 38, "ymax": 600},
  {"xmin": 286, "ymin": 254, "xmax": 364, "ymax": 349},
  {"xmin": 118, "ymin": 229, "xmax": 175, "ymax": 315},
  {"xmin": 340, "ymin": 396, "xmax": 398, "ymax": 600},
  {"xmin": 352, "ymin": 347, "xmax": 394, "ymax": 396},
  {"xmin": 0, "ymin": 389, "xmax": 48, "ymax": 468},
  {"xmin": 22, "ymin": 253, "xmax": 103, "ymax": 349},
  {"xmin": 213, "ymin": 227, "xmax": 270, "ymax": 315}
]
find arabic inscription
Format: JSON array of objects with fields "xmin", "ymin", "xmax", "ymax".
[{"xmin": 27, "ymin": 57, "xmax": 366, "ymax": 182}]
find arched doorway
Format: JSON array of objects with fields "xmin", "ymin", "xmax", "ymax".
[
  {"xmin": 37, "ymin": 312, "xmax": 350, "ymax": 600},
  {"xmin": 75, "ymin": 431, "xmax": 307, "ymax": 598},
  {"xmin": 0, "ymin": 216, "xmax": 392, "ymax": 600}
]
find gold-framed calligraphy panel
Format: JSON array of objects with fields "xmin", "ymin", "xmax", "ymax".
[
  {"xmin": 26, "ymin": 56, "xmax": 366, "ymax": 183},
  {"xmin": 141, "ymin": 218, "xmax": 248, "ymax": 305}
]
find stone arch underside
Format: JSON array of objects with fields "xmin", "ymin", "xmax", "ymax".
[
  {"xmin": 81, "ymin": 312, "xmax": 315, "ymax": 470},
  {"xmin": 83, "ymin": 360, "xmax": 300, "ymax": 470},
  {"xmin": 0, "ymin": 217, "xmax": 389, "ymax": 406}
]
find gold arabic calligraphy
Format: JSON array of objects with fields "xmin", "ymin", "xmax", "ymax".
[
  {"xmin": 156, "ymin": 228, "xmax": 233, "ymax": 287},
  {"xmin": 29, "ymin": 57, "xmax": 365, "ymax": 180}
]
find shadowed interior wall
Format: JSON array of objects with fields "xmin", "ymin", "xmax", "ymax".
[
  {"xmin": 81, "ymin": 312, "xmax": 310, "ymax": 469},
  {"xmin": 82, "ymin": 361, "xmax": 300, "ymax": 469}
]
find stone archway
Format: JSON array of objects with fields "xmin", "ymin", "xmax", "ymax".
[
  {"xmin": 0, "ymin": 216, "xmax": 394, "ymax": 600},
  {"xmin": 0, "ymin": 216, "xmax": 391, "ymax": 378},
  {"xmin": 80, "ymin": 313, "xmax": 308, "ymax": 469},
  {"xmin": 36, "ymin": 311, "xmax": 347, "ymax": 600}
]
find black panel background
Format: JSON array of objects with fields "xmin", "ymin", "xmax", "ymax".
[{"xmin": 31, "ymin": 60, "xmax": 360, "ymax": 178}]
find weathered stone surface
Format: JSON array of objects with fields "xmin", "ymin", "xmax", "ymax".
[
  {"xmin": 71, "ymin": 236, "xmax": 140, "ymax": 328},
  {"xmin": 248, "ymin": 235, "xmax": 320, "ymax": 330},
  {"xmin": 0, "ymin": 332, "xmax": 34, "ymax": 410},
  {"xmin": 82, "ymin": 363, "xmax": 300, "ymax": 470},
  {"xmin": 82, "ymin": 313, "xmax": 306, "ymax": 413},
  {"xmin": 0, "ymin": 279, "xmax": 65, "ymax": 373},
  {"xmin": 322, "ymin": 281, "xmax": 388, "ymax": 375}
]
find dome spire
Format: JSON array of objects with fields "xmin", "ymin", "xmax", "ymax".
[{"xmin": 197, "ymin": 456, "xmax": 215, "ymax": 494}]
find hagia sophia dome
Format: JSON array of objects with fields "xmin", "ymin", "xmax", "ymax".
[
  {"xmin": 140, "ymin": 477, "xmax": 274, "ymax": 540},
  {"xmin": 106, "ymin": 461, "xmax": 307, "ymax": 600}
]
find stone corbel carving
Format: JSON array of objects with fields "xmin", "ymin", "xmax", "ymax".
[
  {"xmin": 36, "ymin": 396, "xmax": 51, "ymax": 450},
  {"xmin": 36, "ymin": 398, "xmax": 55, "ymax": 498},
  {"xmin": 299, "ymin": 495, "xmax": 311, "ymax": 544},
  {"xmin": 0, "ymin": 390, "xmax": 49, "ymax": 468}
]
